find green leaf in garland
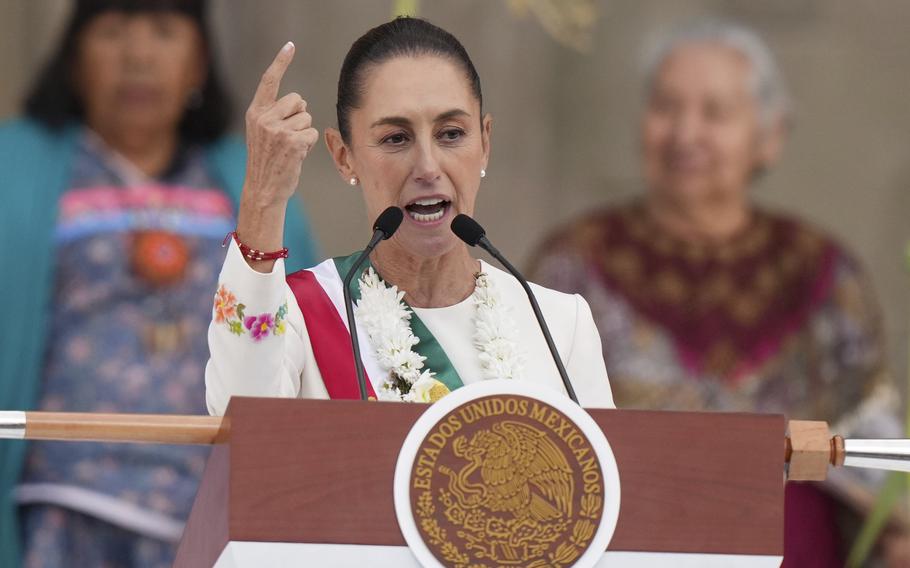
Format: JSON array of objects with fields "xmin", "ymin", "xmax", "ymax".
[
  {"xmin": 236, "ymin": 303, "xmax": 246, "ymax": 321},
  {"xmin": 228, "ymin": 320, "xmax": 243, "ymax": 336}
]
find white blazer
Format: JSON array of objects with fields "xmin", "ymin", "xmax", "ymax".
[{"xmin": 205, "ymin": 241, "xmax": 614, "ymax": 416}]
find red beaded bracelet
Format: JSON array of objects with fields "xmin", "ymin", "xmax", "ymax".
[{"xmin": 222, "ymin": 231, "xmax": 289, "ymax": 261}]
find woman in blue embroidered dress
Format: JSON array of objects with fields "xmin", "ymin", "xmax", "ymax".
[
  {"xmin": 205, "ymin": 19, "xmax": 614, "ymax": 419},
  {"xmin": 0, "ymin": 1, "xmax": 318, "ymax": 566}
]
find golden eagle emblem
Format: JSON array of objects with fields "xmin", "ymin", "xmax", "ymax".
[
  {"xmin": 441, "ymin": 420, "xmax": 574, "ymax": 524},
  {"xmin": 410, "ymin": 396, "xmax": 606, "ymax": 567}
]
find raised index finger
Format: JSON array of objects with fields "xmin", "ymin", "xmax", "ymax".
[{"xmin": 252, "ymin": 42, "xmax": 295, "ymax": 108}]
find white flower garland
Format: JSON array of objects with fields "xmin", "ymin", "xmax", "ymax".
[
  {"xmin": 354, "ymin": 267, "xmax": 523, "ymax": 402},
  {"xmin": 472, "ymin": 272, "xmax": 524, "ymax": 381}
]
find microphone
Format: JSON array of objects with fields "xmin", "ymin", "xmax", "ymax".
[
  {"xmin": 451, "ymin": 214, "xmax": 580, "ymax": 404},
  {"xmin": 343, "ymin": 206, "xmax": 404, "ymax": 400}
]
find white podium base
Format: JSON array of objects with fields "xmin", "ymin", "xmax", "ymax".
[{"xmin": 214, "ymin": 541, "xmax": 782, "ymax": 567}]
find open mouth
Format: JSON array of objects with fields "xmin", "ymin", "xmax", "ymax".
[{"xmin": 404, "ymin": 198, "xmax": 451, "ymax": 223}]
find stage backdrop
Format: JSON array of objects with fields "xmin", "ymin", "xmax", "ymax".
[{"xmin": 1, "ymin": 0, "xmax": 908, "ymax": 395}]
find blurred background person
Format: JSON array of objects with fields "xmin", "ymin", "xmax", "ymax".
[
  {"xmin": 530, "ymin": 19, "xmax": 906, "ymax": 567},
  {"xmin": 0, "ymin": 0, "xmax": 317, "ymax": 566},
  {"xmin": 1, "ymin": 1, "xmax": 908, "ymax": 566}
]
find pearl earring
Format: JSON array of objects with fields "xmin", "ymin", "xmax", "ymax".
[
  {"xmin": 480, "ymin": 169, "xmax": 486, "ymax": 179},
  {"xmin": 349, "ymin": 177, "xmax": 357, "ymax": 186}
]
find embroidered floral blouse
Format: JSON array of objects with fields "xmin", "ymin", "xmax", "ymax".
[{"xmin": 16, "ymin": 131, "xmax": 235, "ymax": 540}]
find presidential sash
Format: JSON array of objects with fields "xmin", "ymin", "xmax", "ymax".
[{"xmin": 286, "ymin": 253, "xmax": 465, "ymax": 399}]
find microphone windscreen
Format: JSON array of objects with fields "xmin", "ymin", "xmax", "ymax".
[
  {"xmin": 373, "ymin": 206, "xmax": 404, "ymax": 239},
  {"xmin": 451, "ymin": 214, "xmax": 486, "ymax": 246}
]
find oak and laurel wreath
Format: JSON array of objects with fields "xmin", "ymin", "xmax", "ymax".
[
  {"xmin": 537, "ymin": 493, "xmax": 603, "ymax": 568},
  {"xmin": 416, "ymin": 490, "xmax": 472, "ymax": 566},
  {"xmin": 414, "ymin": 488, "xmax": 603, "ymax": 567}
]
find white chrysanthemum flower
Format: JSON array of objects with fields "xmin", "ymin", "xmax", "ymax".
[
  {"xmin": 356, "ymin": 266, "xmax": 522, "ymax": 400},
  {"xmin": 472, "ymin": 272, "xmax": 524, "ymax": 380},
  {"xmin": 377, "ymin": 383, "xmax": 403, "ymax": 401}
]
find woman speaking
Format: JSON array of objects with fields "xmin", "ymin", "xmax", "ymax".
[{"xmin": 205, "ymin": 18, "xmax": 614, "ymax": 413}]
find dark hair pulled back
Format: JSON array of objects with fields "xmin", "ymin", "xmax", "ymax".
[
  {"xmin": 336, "ymin": 17, "xmax": 483, "ymax": 143},
  {"xmin": 23, "ymin": 0, "xmax": 232, "ymax": 144}
]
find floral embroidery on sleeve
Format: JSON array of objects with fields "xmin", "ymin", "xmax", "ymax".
[
  {"xmin": 214, "ymin": 284, "xmax": 287, "ymax": 341},
  {"xmin": 214, "ymin": 285, "xmax": 237, "ymax": 323}
]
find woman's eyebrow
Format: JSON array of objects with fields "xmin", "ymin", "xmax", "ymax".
[
  {"xmin": 370, "ymin": 109, "xmax": 471, "ymax": 129},
  {"xmin": 435, "ymin": 109, "xmax": 471, "ymax": 122},
  {"xmin": 371, "ymin": 116, "xmax": 411, "ymax": 129}
]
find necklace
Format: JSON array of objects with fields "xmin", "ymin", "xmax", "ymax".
[{"xmin": 354, "ymin": 267, "xmax": 524, "ymax": 402}]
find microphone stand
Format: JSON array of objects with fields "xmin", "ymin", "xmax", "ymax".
[
  {"xmin": 341, "ymin": 206, "xmax": 403, "ymax": 401},
  {"xmin": 342, "ymin": 245, "xmax": 378, "ymax": 401},
  {"xmin": 475, "ymin": 235, "xmax": 579, "ymax": 404}
]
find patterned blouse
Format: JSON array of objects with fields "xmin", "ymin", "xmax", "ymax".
[
  {"xmin": 530, "ymin": 201, "xmax": 905, "ymax": 563},
  {"xmin": 530, "ymin": 201, "xmax": 900, "ymax": 452},
  {"xmin": 16, "ymin": 130, "xmax": 235, "ymax": 541}
]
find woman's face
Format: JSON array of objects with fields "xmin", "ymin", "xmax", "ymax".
[
  {"xmin": 339, "ymin": 56, "xmax": 491, "ymax": 259},
  {"xmin": 641, "ymin": 43, "xmax": 779, "ymax": 205},
  {"xmin": 75, "ymin": 11, "xmax": 206, "ymax": 139}
]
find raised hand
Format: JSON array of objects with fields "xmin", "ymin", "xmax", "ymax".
[
  {"xmin": 243, "ymin": 42, "xmax": 318, "ymax": 209},
  {"xmin": 236, "ymin": 42, "xmax": 318, "ymax": 271}
]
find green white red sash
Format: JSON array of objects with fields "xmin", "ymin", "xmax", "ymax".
[{"xmin": 285, "ymin": 253, "xmax": 465, "ymax": 400}]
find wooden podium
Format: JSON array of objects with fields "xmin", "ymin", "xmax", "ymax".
[{"xmin": 174, "ymin": 397, "xmax": 787, "ymax": 567}]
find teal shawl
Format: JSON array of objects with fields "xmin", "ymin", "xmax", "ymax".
[{"xmin": 0, "ymin": 118, "xmax": 318, "ymax": 565}]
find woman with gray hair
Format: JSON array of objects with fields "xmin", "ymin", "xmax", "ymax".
[{"xmin": 531, "ymin": 18, "xmax": 908, "ymax": 566}]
